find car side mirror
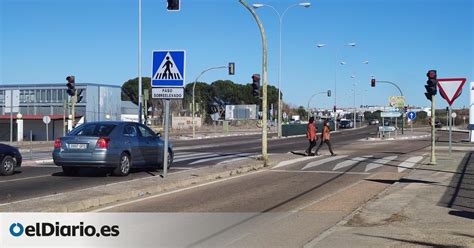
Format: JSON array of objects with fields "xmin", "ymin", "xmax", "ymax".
[{"xmin": 156, "ymin": 132, "xmax": 161, "ymax": 138}]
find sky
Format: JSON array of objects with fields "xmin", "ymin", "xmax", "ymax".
[{"xmin": 1, "ymin": 0, "xmax": 473, "ymax": 109}]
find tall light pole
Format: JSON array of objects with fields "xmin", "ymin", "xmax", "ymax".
[
  {"xmin": 253, "ymin": 2, "xmax": 311, "ymax": 139},
  {"xmin": 316, "ymin": 42, "xmax": 356, "ymax": 132},
  {"xmin": 240, "ymin": 0, "xmax": 269, "ymax": 165},
  {"xmin": 138, "ymin": 0, "xmax": 143, "ymax": 124}
]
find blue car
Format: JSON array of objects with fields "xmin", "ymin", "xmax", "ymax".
[
  {"xmin": 0, "ymin": 143, "xmax": 22, "ymax": 176},
  {"xmin": 53, "ymin": 121, "xmax": 173, "ymax": 176}
]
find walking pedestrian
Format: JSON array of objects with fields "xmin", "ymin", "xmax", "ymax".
[
  {"xmin": 314, "ymin": 119, "xmax": 336, "ymax": 156},
  {"xmin": 305, "ymin": 117, "xmax": 318, "ymax": 156}
]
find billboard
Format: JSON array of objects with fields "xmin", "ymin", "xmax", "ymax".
[{"xmin": 225, "ymin": 105, "xmax": 257, "ymax": 120}]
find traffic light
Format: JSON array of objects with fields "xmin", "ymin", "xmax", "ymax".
[
  {"xmin": 327, "ymin": 90, "xmax": 331, "ymax": 97},
  {"xmin": 251, "ymin": 74, "xmax": 260, "ymax": 97},
  {"xmin": 228, "ymin": 62, "xmax": 235, "ymax": 75},
  {"xmin": 66, "ymin": 76, "xmax": 76, "ymax": 96},
  {"xmin": 167, "ymin": 0, "xmax": 180, "ymax": 11},
  {"xmin": 371, "ymin": 78, "xmax": 376, "ymax": 87},
  {"xmin": 424, "ymin": 70, "xmax": 437, "ymax": 101},
  {"xmin": 404, "ymin": 106, "xmax": 408, "ymax": 113}
]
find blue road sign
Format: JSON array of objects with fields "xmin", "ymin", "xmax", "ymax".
[
  {"xmin": 407, "ymin": 111, "xmax": 416, "ymax": 120},
  {"xmin": 152, "ymin": 50, "xmax": 186, "ymax": 87}
]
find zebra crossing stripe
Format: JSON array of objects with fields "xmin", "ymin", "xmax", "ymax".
[
  {"xmin": 365, "ymin": 156, "xmax": 398, "ymax": 172},
  {"xmin": 332, "ymin": 156, "xmax": 372, "ymax": 171},
  {"xmin": 174, "ymin": 152, "xmax": 214, "ymax": 159},
  {"xmin": 189, "ymin": 153, "xmax": 252, "ymax": 165},
  {"xmin": 302, "ymin": 155, "xmax": 348, "ymax": 170},
  {"xmin": 174, "ymin": 153, "xmax": 219, "ymax": 162},
  {"xmin": 273, "ymin": 157, "xmax": 317, "ymax": 169},
  {"xmin": 398, "ymin": 156, "xmax": 424, "ymax": 172}
]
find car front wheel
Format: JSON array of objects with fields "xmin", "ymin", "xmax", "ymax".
[
  {"xmin": 0, "ymin": 156, "xmax": 16, "ymax": 176},
  {"xmin": 113, "ymin": 153, "xmax": 130, "ymax": 176}
]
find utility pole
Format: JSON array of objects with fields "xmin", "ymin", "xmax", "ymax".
[{"xmin": 240, "ymin": 0, "xmax": 268, "ymax": 165}]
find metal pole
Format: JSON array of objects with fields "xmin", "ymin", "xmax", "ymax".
[
  {"xmin": 334, "ymin": 50, "xmax": 338, "ymax": 132},
  {"xmin": 449, "ymin": 106, "xmax": 452, "ymax": 155},
  {"xmin": 430, "ymin": 95, "xmax": 436, "ymax": 164},
  {"xmin": 63, "ymin": 100, "xmax": 67, "ymax": 136},
  {"xmin": 46, "ymin": 123, "xmax": 49, "ymax": 142},
  {"xmin": 10, "ymin": 90, "xmax": 13, "ymax": 144},
  {"xmin": 277, "ymin": 15, "xmax": 282, "ymax": 138},
  {"xmin": 162, "ymin": 99, "xmax": 170, "ymax": 177},
  {"xmin": 138, "ymin": 0, "xmax": 143, "ymax": 124},
  {"xmin": 240, "ymin": 0, "xmax": 268, "ymax": 165}
]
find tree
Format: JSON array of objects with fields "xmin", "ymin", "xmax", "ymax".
[
  {"xmin": 296, "ymin": 106, "xmax": 307, "ymax": 120},
  {"xmin": 121, "ymin": 77, "xmax": 151, "ymax": 105}
]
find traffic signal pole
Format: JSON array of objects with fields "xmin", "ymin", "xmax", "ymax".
[
  {"xmin": 430, "ymin": 94, "xmax": 436, "ymax": 164},
  {"xmin": 240, "ymin": 0, "xmax": 268, "ymax": 166}
]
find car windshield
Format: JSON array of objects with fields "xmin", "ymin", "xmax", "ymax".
[
  {"xmin": 69, "ymin": 123, "xmax": 116, "ymax": 137},
  {"xmin": 341, "ymin": 121, "xmax": 350, "ymax": 124}
]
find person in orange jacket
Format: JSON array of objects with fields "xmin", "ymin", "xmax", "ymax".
[
  {"xmin": 314, "ymin": 119, "xmax": 336, "ymax": 156},
  {"xmin": 305, "ymin": 117, "xmax": 318, "ymax": 156}
]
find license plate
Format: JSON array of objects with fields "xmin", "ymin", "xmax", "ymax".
[{"xmin": 69, "ymin": 143, "xmax": 87, "ymax": 149}]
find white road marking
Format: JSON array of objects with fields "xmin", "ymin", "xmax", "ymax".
[
  {"xmin": 92, "ymin": 170, "xmax": 265, "ymax": 212},
  {"xmin": 332, "ymin": 156, "xmax": 372, "ymax": 171},
  {"xmin": 398, "ymin": 156, "xmax": 424, "ymax": 172},
  {"xmin": 0, "ymin": 175, "xmax": 51, "ymax": 183},
  {"xmin": 272, "ymin": 157, "xmax": 317, "ymax": 169},
  {"xmin": 174, "ymin": 152, "xmax": 213, "ymax": 159},
  {"xmin": 189, "ymin": 153, "xmax": 252, "ymax": 165},
  {"xmin": 271, "ymin": 169, "xmax": 370, "ymax": 175},
  {"xmin": 365, "ymin": 155, "xmax": 398, "ymax": 172},
  {"xmin": 302, "ymin": 155, "xmax": 348, "ymax": 170},
  {"xmin": 174, "ymin": 153, "xmax": 219, "ymax": 162}
]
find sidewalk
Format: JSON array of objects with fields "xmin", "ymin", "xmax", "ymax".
[{"xmin": 307, "ymin": 145, "xmax": 474, "ymax": 248}]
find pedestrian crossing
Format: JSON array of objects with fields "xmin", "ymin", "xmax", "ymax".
[
  {"xmin": 273, "ymin": 154, "xmax": 426, "ymax": 174},
  {"xmin": 173, "ymin": 152, "xmax": 256, "ymax": 165}
]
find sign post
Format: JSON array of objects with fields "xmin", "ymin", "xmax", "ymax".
[
  {"xmin": 437, "ymin": 78, "xmax": 467, "ymax": 156},
  {"xmin": 407, "ymin": 111, "xmax": 416, "ymax": 132},
  {"xmin": 43, "ymin": 116, "xmax": 51, "ymax": 141},
  {"xmin": 152, "ymin": 50, "xmax": 185, "ymax": 178}
]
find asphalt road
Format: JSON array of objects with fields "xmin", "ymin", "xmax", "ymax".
[
  {"xmin": 89, "ymin": 129, "xmax": 470, "ymax": 247},
  {"xmin": 0, "ymin": 126, "xmax": 373, "ymax": 204}
]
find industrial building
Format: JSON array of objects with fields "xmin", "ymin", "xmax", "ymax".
[{"xmin": 0, "ymin": 83, "xmax": 121, "ymax": 141}]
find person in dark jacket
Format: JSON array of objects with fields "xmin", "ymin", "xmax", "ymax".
[
  {"xmin": 305, "ymin": 117, "xmax": 318, "ymax": 156},
  {"xmin": 314, "ymin": 119, "xmax": 336, "ymax": 156}
]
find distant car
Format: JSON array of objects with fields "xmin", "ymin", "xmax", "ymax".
[
  {"xmin": 53, "ymin": 121, "xmax": 173, "ymax": 176},
  {"xmin": 383, "ymin": 120, "xmax": 391, "ymax": 126},
  {"xmin": 339, "ymin": 120, "xmax": 353, "ymax": 128},
  {"xmin": 369, "ymin": 119, "xmax": 378, "ymax": 125},
  {"xmin": 435, "ymin": 121, "xmax": 442, "ymax": 128},
  {"xmin": 0, "ymin": 143, "xmax": 22, "ymax": 176}
]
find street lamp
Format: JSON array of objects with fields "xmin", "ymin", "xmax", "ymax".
[
  {"xmin": 253, "ymin": 2, "xmax": 311, "ymax": 139},
  {"xmin": 315, "ymin": 42, "xmax": 356, "ymax": 132}
]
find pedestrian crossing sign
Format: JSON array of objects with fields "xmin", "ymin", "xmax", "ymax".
[{"xmin": 152, "ymin": 50, "xmax": 186, "ymax": 87}]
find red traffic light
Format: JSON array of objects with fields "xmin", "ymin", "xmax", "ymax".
[
  {"xmin": 371, "ymin": 78, "xmax": 376, "ymax": 87},
  {"xmin": 426, "ymin": 70, "xmax": 437, "ymax": 80},
  {"xmin": 252, "ymin": 74, "xmax": 260, "ymax": 82}
]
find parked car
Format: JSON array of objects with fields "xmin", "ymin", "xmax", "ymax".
[
  {"xmin": 0, "ymin": 143, "xmax": 22, "ymax": 176},
  {"xmin": 435, "ymin": 121, "xmax": 442, "ymax": 128},
  {"xmin": 53, "ymin": 121, "xmax": 173, "ymax": 176},
  {"xmin": 339, "ymin": 120, "xmax": 353, "ymax": 128}
]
